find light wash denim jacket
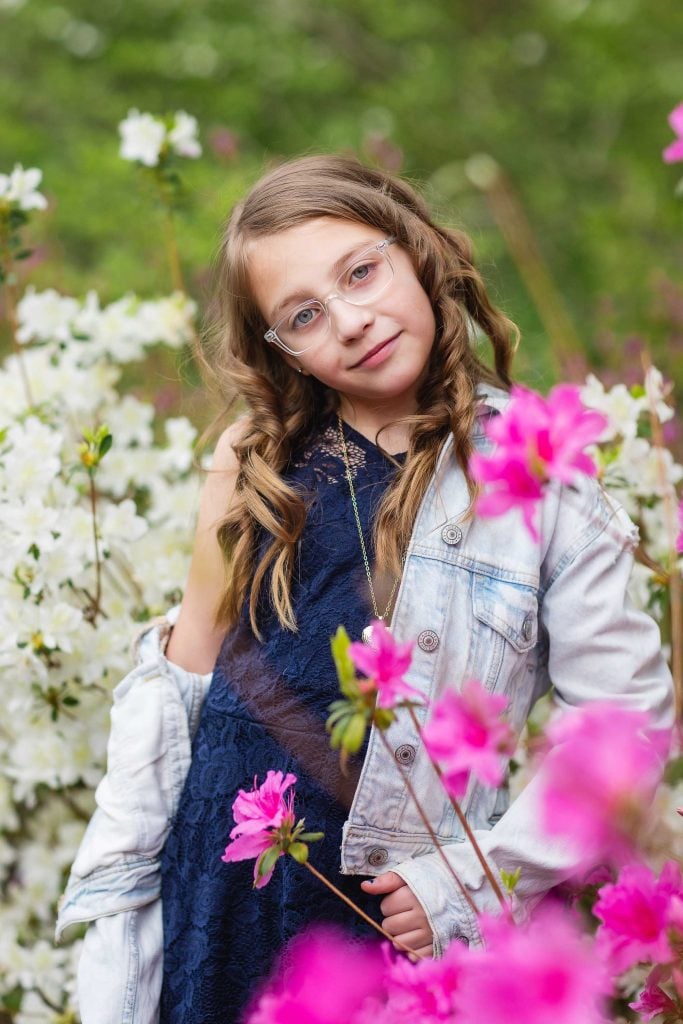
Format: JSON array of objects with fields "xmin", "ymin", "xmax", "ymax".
[{"xmin": 56, "ymin": 388, "xmax": 674, "ymax": 1024}]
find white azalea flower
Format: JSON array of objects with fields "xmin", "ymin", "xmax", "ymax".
[
  {"xmin": 38, "ymin": 601, "xmax": 83, "ymax": 651},
  {"xmin": 101, "ymin": 498, "xmax": 148, "ymax": 544},
  {"xmin": 0, "ymin": 164, "xmax": 48, "ymax": 210},
  {"xmin": 643, "ymin": 365, "xmax": 675, "ymax": 423},
  {"xmin": 581, "ymin": 374, "xmax": 644, "ymax": 441},
  {"xmin": 137, "ymin": 292, "xmax": 197, "ymax": 348},
  {"xmin": 162, "ymin": 416, "xmax": 197, "ymax": 473},
  {"xmin": 16, "ymin": 287, "xmax": 80, "ymax": 345},
  {"xmin": 104, "ymin": 394, "xmax": 155, "ymax": 447},
  {"xmin": 168, "ymin": 109, "xmax": 202, "ymax": 158},
  {"xmin": 118, "ymin": 108, "xmax": 166, "ymax": 167}
]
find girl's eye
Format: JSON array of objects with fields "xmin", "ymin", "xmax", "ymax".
[
  {"xmin": 345, "ymin": 259, "xmax": 379, "ymax": 288},
  {"xmin": 289, "ymin": 305, "xmax": 321, "ymax": 331}
]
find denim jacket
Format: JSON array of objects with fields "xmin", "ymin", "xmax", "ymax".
[{"xmin": 56, "ymin": 387, "xmax": 674, "ymax": 1024}]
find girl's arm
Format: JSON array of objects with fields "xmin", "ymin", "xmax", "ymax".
[{"xmin": 166, "ymin": 420, "xmax": 245, "ymax": 673}]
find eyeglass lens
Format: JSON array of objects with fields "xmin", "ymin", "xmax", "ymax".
[{"xmin": 272, "ymin": 243, "xmax": 394, "ymax": 353}]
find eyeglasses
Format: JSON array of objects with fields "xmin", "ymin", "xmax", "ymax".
[{"xmin": 263, "ymin": 238, "xmax": 396, "ymax": 355}]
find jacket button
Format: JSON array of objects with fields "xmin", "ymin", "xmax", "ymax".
[
  {"xmin": 367, "ymin": 847, "xmax": 389, "ymax": 867},
  {"xmin": 417, "ymin": 629, "xmax": 439, "ymax": 652},
  {"xmin": 394, "ymin": 743, "xmax": 416, "ymax": 765},
  {"xmin": 522, "ymin": 615, "xmax": 534, "ymax": 641},
  {"xmin": 441, "ymin": 524, "xmax": 462, "ymax": 546}
]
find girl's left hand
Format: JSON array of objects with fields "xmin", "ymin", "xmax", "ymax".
[{"xmin": 360, "ymin": 871, "xmax": 434, "ymax": 960}]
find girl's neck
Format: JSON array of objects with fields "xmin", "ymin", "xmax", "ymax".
[{"xmin": 338, "ymin": 399, "xmax": 414, "ymax": 455}]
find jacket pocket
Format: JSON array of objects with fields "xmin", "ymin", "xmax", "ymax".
[{"xmin": 469, "ymin": 573, "xmax": 538, "ymax": 692}]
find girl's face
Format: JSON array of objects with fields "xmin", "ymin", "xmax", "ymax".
[{"xmin": 247, "ymin": 217, "xmax": 436, "ymax": 432}]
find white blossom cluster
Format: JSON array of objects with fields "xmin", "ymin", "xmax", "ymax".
[
  {"xmin": 581, "ymin": 368, "xmax": 683, "ymax": 617},
  {"xmin": 0, "ymin": 164, "xmax": 48, "ymax": 210},
  {"xmin": 118, "ymin": 108, "xmax": 201, "ymax": 166},
  {"xmin": 0, "ymin": 277, "xmax": 201, "ymax": 1020}
]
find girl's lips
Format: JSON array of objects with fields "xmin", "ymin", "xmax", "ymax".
[{"xmin": 352, "ymin": 333, "xmax": 400, "ymax": 368}]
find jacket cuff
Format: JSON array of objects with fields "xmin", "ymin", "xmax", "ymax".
[
  {"xmin": 392, "ymin": 852, "xmax": 483, "ymax": 955},
  {"xmin": 131, "ymin": 605, "xmax": 181, "ymax": 664}
]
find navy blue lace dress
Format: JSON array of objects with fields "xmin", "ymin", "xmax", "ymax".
[{"xmin": 159, "ymin": 418, "xmax": 403, "ymax": 1024}]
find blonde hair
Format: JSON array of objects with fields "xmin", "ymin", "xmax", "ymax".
[{"xmin": 198, "ymin": 154, "xmax": 517, "ymax": 637}]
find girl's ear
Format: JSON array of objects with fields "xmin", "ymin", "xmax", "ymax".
[{"xmin": 272, "ymin": 343, "xmax": 311, "ymax": 376}]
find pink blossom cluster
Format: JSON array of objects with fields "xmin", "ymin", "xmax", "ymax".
[
  {"xmin": 538, "ymin": 702, "xmax": 669, "ymax": 868},
  {"xmin": 246, "ymin": 911, "xmax": 611, "ymax": 1024},
  {"xmin": 421, "ymin": 680, "xmax": 516, "ymax": 798},
  {"xmin": 221, "ymin": 770, "xmax": 297, "ymax": 888},
  {"xmin": 663, "ymin": 103, "xmax": 683, "ymax": 164},
  {"xmin": 470, "ymin": 384, "xmax": 607, "ymax": 540},
  {"xmin": 348, "ymin": 619, "xmax": 422, "ymax": 708}
]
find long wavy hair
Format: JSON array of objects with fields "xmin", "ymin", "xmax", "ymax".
[{"xmin": 198, "ymin": 154, "xmax": 518, "ymax": 637}]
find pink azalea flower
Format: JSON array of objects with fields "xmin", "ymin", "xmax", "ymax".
[
  {"xmin": 594, "ymin": 861, "xmax": 683, "ymax": 973},
  {"xmin": 246, "ymin": 926, "xmax": 385, "ymax": 1024},
  {"xmin": 421, "ymin": 680, "xmax": 516, "ymax": 798},
  {"xmin": 663, "ymin": 103, "xmax": 683, "ymax": 164},
  {"xmin": 352, "ymin": 940, "xmax": 467, "ymax": 1024},
  {"xmin": 629, "ymin": 966, "xmax": 679, "ymax": 1021},
  {"xmin": 471, "ymin": 385, "xmax": 607, "ymax": 541},
  {"xmin": 348, "ymin": 619, "xmax": 422, "ymax": 709},
  {"xmin": 538, "ymin": 703, "xmax": 668, "ymax": 870},
  {"xmin": 453, "ymin": 909, "xmax": 610, "ymax": 1024},
  {"xmin": 221, "ymin": 770, "xmax": 297, "ymax": 888}
]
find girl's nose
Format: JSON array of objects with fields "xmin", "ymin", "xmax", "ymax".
[{"xmin": 328, "ymin": 296, "xmax": 374, "ymax": 341}]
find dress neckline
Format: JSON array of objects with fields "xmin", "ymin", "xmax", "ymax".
[{"xmin": 335, "ymin": 415, "xmax": 407, "ymax": 460}]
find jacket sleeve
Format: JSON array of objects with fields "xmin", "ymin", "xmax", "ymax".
[
  {"xmin": 55, "ymin": 610, "xmax": 212, "ymax": 1024},
  {"xmin": 392, "ymin": 479, "xmax": 674, "ymax": 955}
]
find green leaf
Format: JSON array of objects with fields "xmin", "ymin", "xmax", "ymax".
[
  {"xmin": 288, "ymin": 841, "xmax": 309, "ymax": 864},
  {"xmin": 98, "ymin": 432, "xmax": 113, "ymax": 458},
  {"xmin": 343, "ymin": 711, "xmax": 368, "ymax": 754},
  {"xmin": 297, "ymin": 831, "xmax": 324, "ymax": 843},
  {"xmin": 664, "ymin": 755, "xmax": 683, "ymax": 786},
  {"xmin": 331, "ymin": 625, "xmax": 357, "ymax": 694},
  {"xmin": 500, "ymin": 867, "xmax": 521, "ymax": 894},
  {"xmin": 255, "ymin": 844, "xmax": 281, "ymax": 883},
  {"xmin": 373, "ymin": 707, "xmax": 395, "ymax": 731},
  {"xmin": 329, "ymin": 714, "xmax": 352, "ymax": 749},
  {"xmin": 62, "ymin": 695, "xmax": 80, "ymax": 707},
  {"xmin": 326, "ymin": 701, "xmax": 354, "ymax": 728}
]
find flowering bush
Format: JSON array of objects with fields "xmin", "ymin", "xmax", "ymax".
[
  {"xmin": 1, "ymin": 105, "xmax": 682, "ymax": 1022},
  {"xmin": 0, "ymin": 142, "xmax": 200, "ymax": 1020}
]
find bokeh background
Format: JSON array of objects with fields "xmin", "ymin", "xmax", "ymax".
[{"xmin": 1, "ymin": 0, "xmax": 682, "ymax": 428}]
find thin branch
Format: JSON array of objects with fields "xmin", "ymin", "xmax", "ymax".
[
  {"xmin": 302, "ymin": 859, "xmax": 425, "ymax": 959},
  {"xmin": 640, "ymin": 351, "xmax": 683, "ymax": 722},
  {"xmin": 407, "ymin": 706, "xmax": 508, "ymax": 911},
  {"xmin": 377, "ymin": 728, "xmax": 482, "ymax": 918}
]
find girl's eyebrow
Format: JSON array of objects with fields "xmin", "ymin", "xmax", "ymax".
[{"xmin": 268, "ymin": 239, "xmax": 378, "ymax": 323}]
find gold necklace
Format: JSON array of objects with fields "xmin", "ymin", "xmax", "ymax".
[{"xmin": 337, "ymin": 414, "xmax": 399, "ymax": 644}]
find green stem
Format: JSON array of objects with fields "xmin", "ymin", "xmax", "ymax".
[
  {"xmin": 407, "ymin": 705, "xmax": 508, "ymax": 911},
  {"xmin": 87, "ymin": 472, "xmax": 103, "ymax": 622},
  {"xmin": 302, "ymin": 859, "xmax": 426, "ymax": 959},
  {"xmin": 162, "ymin": 201, "xmax": 185, "ymax": 294},
  {"xmin": 1, "ymin": 232, "xmax": 34, "ymax": 408}
]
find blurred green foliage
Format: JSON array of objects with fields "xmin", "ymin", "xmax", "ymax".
[{"xmin": 1, "ymin": 0, "xmax": 682, "ymax": 408}]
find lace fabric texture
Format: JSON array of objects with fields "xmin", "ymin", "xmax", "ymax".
[{"xmin": 160, "ymin": 418, "xmax": 403, "ymax": 1024}]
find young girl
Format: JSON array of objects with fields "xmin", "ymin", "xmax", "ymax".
[{"xmin": 57, "ymin": 155, "xmax": 673, "ymax": 1024}]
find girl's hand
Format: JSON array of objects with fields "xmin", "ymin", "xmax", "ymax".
[{"xmin": 360, "ymin": 871, "xmax": 434, "ymax": 960}]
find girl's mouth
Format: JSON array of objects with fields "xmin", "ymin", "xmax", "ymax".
[{"xmin": 352, "ymin": 333, "xmax": 401, "ymax": 369}]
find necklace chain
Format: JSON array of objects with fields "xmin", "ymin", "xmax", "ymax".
[{"xmin": 337, "ymin": 414, "xmax": 399, "ymax": 624}]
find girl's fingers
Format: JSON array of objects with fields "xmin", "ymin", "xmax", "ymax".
[
  {"xmin": 381, "ymin": 909, "xmax": 428, "ymax": 937},
  {"xmin": 408, "ymin": 944, "xmax": 434, "ymax": 962},
  {"xmin": 389, "ymin": 926, "xmax": 433, "ymax": 949},
  {"xmin": 360, "ymin": 871, "xmax": 404, "ymax": 895}
]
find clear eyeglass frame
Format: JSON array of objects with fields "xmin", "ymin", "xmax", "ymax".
[{"xmin": 263, "ymin": 237, "xmax": 396, "ymax": 356}]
